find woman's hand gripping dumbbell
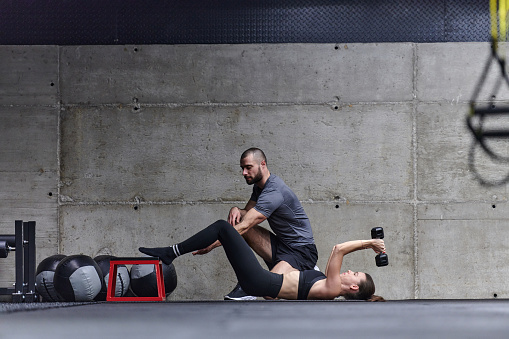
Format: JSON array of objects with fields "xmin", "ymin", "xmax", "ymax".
[{"xmin": 371, "ymin": 227, "xmax": 388, "ymax": 267}]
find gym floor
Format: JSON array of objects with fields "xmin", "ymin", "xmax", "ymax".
[{"xmin": 1, "ymin": 299, "xmax": 509, "ymax": 338}]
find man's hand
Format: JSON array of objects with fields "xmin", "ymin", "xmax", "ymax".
[
  {"xmin": 228, "ymin": 206, "xmax": 242, "ymax": 225},
  {"xmin": 192, "ymin": 240, "xmax": 221, "ymax": 255}
]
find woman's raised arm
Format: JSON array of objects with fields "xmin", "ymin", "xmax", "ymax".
[
  {"xmin": 308, "ymin": 239, "xmax": 385, "ymax": 300},
  {"xmin": 324, "ymin": 239, "xmax": 385, "ymax": 277}
]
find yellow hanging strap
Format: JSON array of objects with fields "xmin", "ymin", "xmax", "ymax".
[
  {"xmin": 490, "ymin": 0, "xmax": 509, "ymax": 47},
  {"xmin": 491, "ymin": 0, "xmax": 499, "ymax": 47},
  {"xmin": 466, "ymin": 1, "xmax": 509, "ymax": 186},
  {"xmin": 500, "ymin": 0, "xmax": 507, "ymax": 42}
]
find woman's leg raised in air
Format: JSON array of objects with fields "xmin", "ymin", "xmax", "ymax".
[{"xmin": 139, "ymin": 220, "xmax": 282, "ymax": 298}]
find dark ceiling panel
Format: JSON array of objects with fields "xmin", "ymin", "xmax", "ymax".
[{"xmin": 0, "ymin": 0, "xmax": 491, "ymax": 45}]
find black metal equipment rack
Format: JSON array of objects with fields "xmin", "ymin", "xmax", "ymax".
[{"xmin": 0, "ymin": 220, "xmax": 37, "ymax": 302}]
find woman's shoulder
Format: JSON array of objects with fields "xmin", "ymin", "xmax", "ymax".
[{"xmin": 307, "ymin": 276, "xmax": 338, "ymax": 300}]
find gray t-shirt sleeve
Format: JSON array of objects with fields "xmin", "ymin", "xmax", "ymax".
[{"xmin": 253, "ymin": 186, "xmax": 284, "ymax": 218}]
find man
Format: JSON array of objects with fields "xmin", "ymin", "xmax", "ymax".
[
  {"xmin": 140, "ymin": 148, "xmax": 318, "ymax": 300},
  {"xmin": 199, "ymin": 148, "xmax": 318, "ymax": 300}
]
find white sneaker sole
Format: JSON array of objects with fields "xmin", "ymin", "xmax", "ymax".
[{"xmin": 224, "ymin": 295, "xmax": 257, "ymax": 301}]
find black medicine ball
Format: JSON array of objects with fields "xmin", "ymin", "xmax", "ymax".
[
  {"xmin": 53, "ymin": 254, "xmax": 103, "ymax": 302},
  {"xmin": 94, "ymin": 255, "xmax": 130, "ymax": 301},
  {"xmin": 36, "ymin": 254, "xmax": 67, "ymax": 302},
  {"xmin": 130, "ymin": 261, "xmax": 177, "ymax": 297}
]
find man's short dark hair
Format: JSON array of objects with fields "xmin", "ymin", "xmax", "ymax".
[{"xmin": 241, "ymin": 148, "xmax": 267, "ymax": 164}]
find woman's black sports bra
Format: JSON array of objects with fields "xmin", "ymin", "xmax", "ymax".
[{"xmin": 297, "ymin": 270, "xmax": 326, "ymax": 300}]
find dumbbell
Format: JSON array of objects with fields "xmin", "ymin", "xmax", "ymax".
[
  {"xmin": 0, "ymin": 239, "xmax": 15, "ymax": 258},
  {"xmin": 370, "ymin": 227, "xmax": 388, "ymax": 267}
]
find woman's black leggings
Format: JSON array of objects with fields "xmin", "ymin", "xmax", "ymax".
[{"xmin": 177, "ymin": 220, "xmax": 283, "ymax": 298}]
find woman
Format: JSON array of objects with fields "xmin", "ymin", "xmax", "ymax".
[{"xmin": 139, "ymin": 219, "xmax": 385, "ymax": 301}]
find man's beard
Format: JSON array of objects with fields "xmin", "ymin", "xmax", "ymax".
[{"xmin": 244, "ymin": 169, "xmax": 263, "ymax": 185}]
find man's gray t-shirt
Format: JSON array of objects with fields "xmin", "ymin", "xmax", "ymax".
[{"xmin": 250, "ymin": 175, "xmax": 315, "ymax": 247}]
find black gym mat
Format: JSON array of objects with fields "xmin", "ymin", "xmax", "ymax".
[{"xmin": 1, "ymin": 299, "xmax": 508, "ymax": 338}]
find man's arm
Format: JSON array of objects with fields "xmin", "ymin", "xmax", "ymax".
[
  {"xmin": 193, "ymin": 201, "xmax": 267, "ymax": 255},
  {"xmin": 233, "ymin": 206, "xmax": 267, "ymax": 235},
  {"xmin": 228, "ymin": 200, "xmax": 256, "ymax": 225}
]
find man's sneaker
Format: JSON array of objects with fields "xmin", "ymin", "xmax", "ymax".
[{"xmin": 224, "ymin": 283, "xmax": 257, "ymax": 301}]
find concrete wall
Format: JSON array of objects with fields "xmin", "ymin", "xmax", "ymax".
[{"xmin": 1, "ymin": 42, "xmax": 507, "ymax": 300}]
